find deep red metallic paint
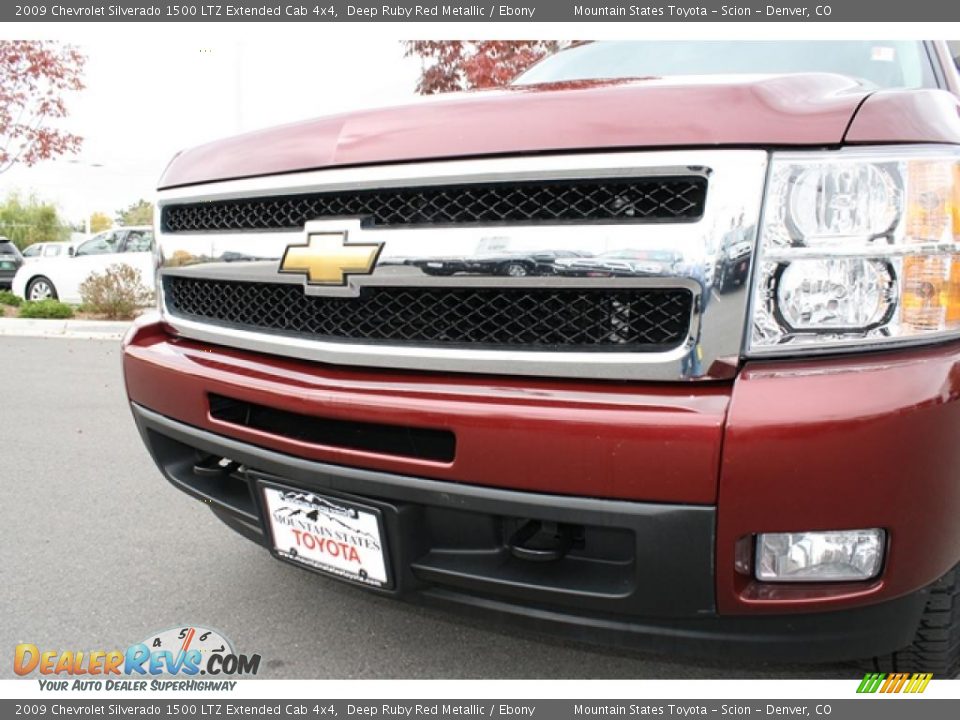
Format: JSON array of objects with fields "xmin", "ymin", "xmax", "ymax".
[
  {"xmin": 157, "ymin": 74, "xmax": 870, "ymax": 189},
  {"xmin": 122, "ymin": 321, "xmax": 729, "ymax": 504},
  {"xmin": 844, "ymin": 88, "xmax": 960, "ymax": 145},
  {"xmin": 718, "ymin": 341, "xmax": 960, "ymax": 613}
]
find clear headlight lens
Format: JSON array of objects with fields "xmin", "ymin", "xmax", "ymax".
[
  {"xmin": 755, "ymin": 529, "xmax": 885, "ymax": 583},
  {"xmin": 787, "ymin": 163, "xmax": 901, "ymax": 241},
  {"xmin": 750, "ymin": 147, "xmax": 960, "ymax": 354},
  {"xmin": 776, "ymin": 258, "xmax": 894, "ymax": 330}
]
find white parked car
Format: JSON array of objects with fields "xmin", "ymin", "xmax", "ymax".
[
  {"xmin": 12, "ymin": 226, "xmax": 155, "ymax": 304},
  {"xmin": 20, "ymin": 241, "xmax": 76, "ymax": 263}
]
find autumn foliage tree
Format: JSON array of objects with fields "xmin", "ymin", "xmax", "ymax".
[
  {"xmin": 89, "ymin": 211, "xmax": 112, "ymax": 233},
  {"xmin": 0, "ymin": 41, "xmax": 86, "ymax": 175},
  {"xmin": 403, "ymin": 41, "xmax": 568, "ymax": 95},
  {"xmin": 116, "ymin": 199, "xmax": 154, "ymax": 227}
]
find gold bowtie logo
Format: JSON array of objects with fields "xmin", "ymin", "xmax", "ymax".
[{"xmin": 279, "ymin": 231, "xmax": 383, "ymax": 286}]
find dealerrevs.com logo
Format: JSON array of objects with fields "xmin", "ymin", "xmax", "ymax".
[{"xmin": 14, "ymin": 626, "xmax": 261, "ymax": 691}]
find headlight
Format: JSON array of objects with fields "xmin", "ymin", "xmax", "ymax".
[{"xmin": 749, "ymin": 147, "xmax": 960, "ymax": 354}]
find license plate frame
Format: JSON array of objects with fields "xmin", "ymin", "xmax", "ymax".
[{"xmin": 259, "ymin": 481, "xmax": 393, "ymax": 590}]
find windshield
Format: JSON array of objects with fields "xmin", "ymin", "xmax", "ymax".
[{"xmin": 514, "ymin": 41, "xmax": 937, "ymax": 90}]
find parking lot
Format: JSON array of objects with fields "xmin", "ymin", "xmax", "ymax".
[{"xmin": 1, "ymin": 336, "xmax": 860, "ymax": 679}]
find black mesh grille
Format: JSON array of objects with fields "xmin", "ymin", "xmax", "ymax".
[
  {"xmin": 164, "ymin": 277, "xmax": 692, "ymax": 351},
  {"xmin": 162, "ymin": 177, "xmax": 707, "ymax": 232}
]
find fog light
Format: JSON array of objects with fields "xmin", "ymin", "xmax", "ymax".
[{"xmin": 755, "ymin": 529, "xmax": 885, "ymax": 583}]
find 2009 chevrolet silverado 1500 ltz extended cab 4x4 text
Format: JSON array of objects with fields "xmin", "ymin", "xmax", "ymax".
[{"xmin": 124, "ymin": 41, "xmax": 960, "ymax": 675}]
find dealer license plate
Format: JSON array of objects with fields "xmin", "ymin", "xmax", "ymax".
[{"xmin": 261, "ymin": 485, "xmax": 390, "ymax": 588}]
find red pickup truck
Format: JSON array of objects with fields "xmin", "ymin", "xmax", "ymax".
[{"xmin": 124, "ymin": 41, "xmax": 960, "ymax": 675}]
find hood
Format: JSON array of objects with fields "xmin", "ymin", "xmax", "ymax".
[{"xmin": 158, "ymin": 73, "xmax": 872, "ymax": 189}]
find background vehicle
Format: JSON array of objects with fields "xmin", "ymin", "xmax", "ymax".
[
  {"xmin": 554, "ymin": 249, "xmax": 684, "ymax": 277},
  {"xmin": 125, "ymin": 41, "xmax": 960, "ymax": 676},
  {"xmin": 21, "ymin": 241, "xmax": 75, "ymax": 264},
  {"xmin": 12, "ymin": 226, "xmax": 154, "ymax": 303},
  {"xmin": 0, "ymin": 237, "xmax": 24, "ymax": 289},
  {"xmin": 408, "ymin": 250, "xmax": 588, "ymax": 277},
  {"xmin": 713, "ymin": 220, "xmax": 754, "ymax": 293}
]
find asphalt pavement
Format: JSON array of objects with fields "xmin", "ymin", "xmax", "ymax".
[{"xmin": 0, "ymin": 337, "xmax": 860, "ymax": 679}]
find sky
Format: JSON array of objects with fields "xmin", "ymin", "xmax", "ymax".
[{"xmin": 0, "ymin": 39, "xmax": 423, "ymax": 226}]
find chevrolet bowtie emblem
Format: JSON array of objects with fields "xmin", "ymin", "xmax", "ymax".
[{"xmin": 279, "ymin": 231, "xmax": 383, "ymax": 286}]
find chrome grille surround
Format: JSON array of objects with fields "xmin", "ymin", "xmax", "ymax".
[{"xmin": 156, "ymin": 150, "xmax": 769, "ymax": 381}]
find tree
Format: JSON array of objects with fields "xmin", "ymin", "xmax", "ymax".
[
  {"xmin": 116, "ymin": 199, "xmax": 154, "ymax": 227},
  {"xmin": 89, "ymin": 211, "xmax": 112, "ymax": 233},
  {"xmin": 403, "ymin": 41, "xmax": 569, "ymax": 95},
  {"xmin": 0, "ymin": 192, "xmax": 70, "ymax": 249},
  {"xmin": 0, "ymin": 41, "xmax": 86, "ymax": 175}
]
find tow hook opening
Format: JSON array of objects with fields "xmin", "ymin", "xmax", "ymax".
[
  {"xmin": 192, "ymin": 452, "xmax": 241, "ymax": 478},
  {"xmin": 508, "ymin": 519, "xmax": 581, "ymax": 562}
]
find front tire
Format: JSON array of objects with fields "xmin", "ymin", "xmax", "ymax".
[
  {"xmin": 26, "ymin": 276, "xmax": 58, "ymax": 301},
  {"xmin": 869, "ymin": 563, "xmax": 960, "ymax": 677}
]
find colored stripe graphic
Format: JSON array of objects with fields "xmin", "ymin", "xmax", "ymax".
[
  {"xmin": 857, "ymin": 672, "xmax": 932, "ymax": 693},
  {"xmin": 855, "ymin": 674, "xmax": 874, "ymax": 693}
]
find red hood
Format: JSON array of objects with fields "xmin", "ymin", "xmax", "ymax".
[{"xmin": 158, "ymin": 73, "xmax": 872, "ymax": 189}]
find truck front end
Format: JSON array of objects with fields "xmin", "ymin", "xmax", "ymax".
[{"xmin": 124, "ymin": 41, "xmax": 960, "ymax": 675}]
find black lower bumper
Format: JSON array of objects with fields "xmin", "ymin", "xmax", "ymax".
[{"xmin": 132, "ymin": 402, "xmax": 929, "ymax": 664}]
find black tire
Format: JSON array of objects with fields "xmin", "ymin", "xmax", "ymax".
[
  {"xmin": 867, "ymin": 563, "xmax": 960, "ymax": 677},
  {"xmin": 26, "ymin": 275, "xmax": 58, "ymax": 301}
]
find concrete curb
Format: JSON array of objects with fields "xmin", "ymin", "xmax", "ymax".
[{"xmin": 0, "ymin": 318, "xmax": 131, "ymax": 340}]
